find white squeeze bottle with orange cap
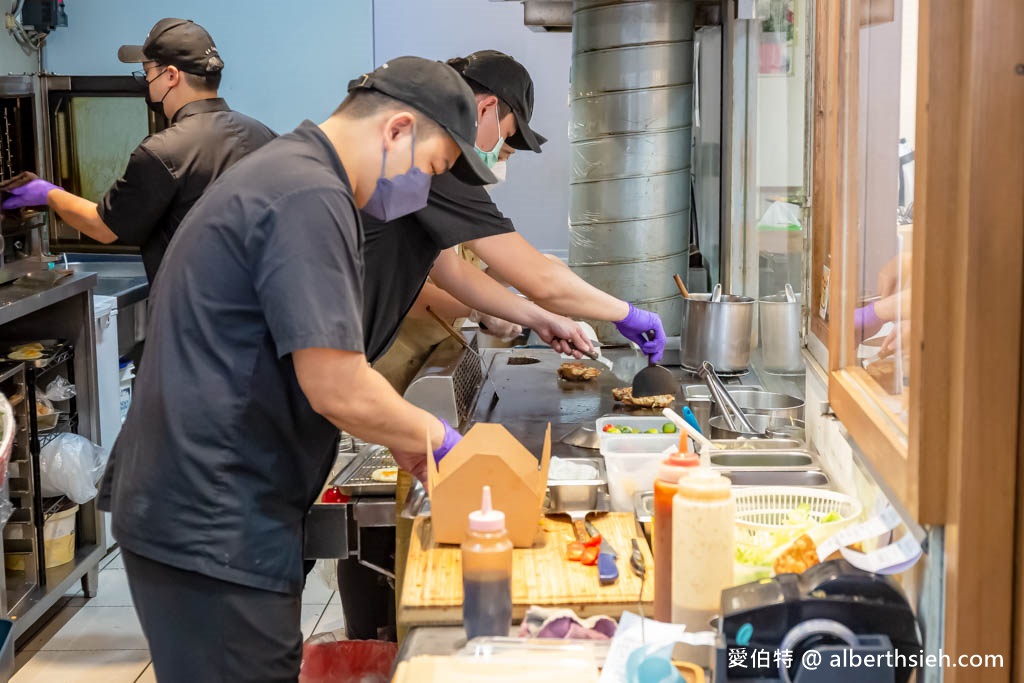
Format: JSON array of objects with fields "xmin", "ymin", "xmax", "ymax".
[{"xmin": 461, "ymin": 486, "xmax": 513, "ymax": 639}]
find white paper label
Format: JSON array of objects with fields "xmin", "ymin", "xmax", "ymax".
[{"xmin": 816, "ymin": 505, "xmax": 922, "ymax": 574}]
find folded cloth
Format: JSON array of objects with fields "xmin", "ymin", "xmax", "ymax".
[{"xmin": 518, "ymin": 606, "xmax": 617, "ymax": 640}]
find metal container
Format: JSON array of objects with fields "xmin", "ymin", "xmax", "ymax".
[
  {"xmin": 709, "ymin": 438, "xmax": 804, "ymax": 451},
  {"xmin": 708, "ymin": 414, "xmax": 806, "ymax": 442},
  {"xmin": 716, "ymin": 391, "xmax": 804, "ymax": 422},
  {"xmin": 680, "ymin": 293, "xmax": 755, "ymax": 372},
  {"xmin": 547, "ymin": 457, "xmax": 608, "ymax": 511},
  {"xmin": 759, "ymin": 293, "xmax": 803, "ymax": 373},
  {"xmin": 709, "ymin": 452, "xmax": 813, "ymax": 468},
  {"xmin": 723, "ymin": 470, "xmax": 829, "ymax": 487}
]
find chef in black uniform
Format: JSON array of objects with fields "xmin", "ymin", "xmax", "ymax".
[
  {"xmin": 1, "ymin": 18, "xmax": 275, "ymax": 283},
  {"xmin": 100, "ymin": 57, "xmax": 494, "ymax": 683},
  {"xmin": 351, "ymin": 51, "xmax": 667, "ymax": 644}
]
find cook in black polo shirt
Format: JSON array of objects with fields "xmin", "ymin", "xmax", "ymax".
[
  {"xmin": 362, "ymin": 51, "xmax": 667, "ymax": 367},
  {"xmin": 1, "ymin": 18, "xmax": 275, "ymax": 283},
  {"xmin": 100, "ymin": 57, "xmax": 494, "ymax": 683}
]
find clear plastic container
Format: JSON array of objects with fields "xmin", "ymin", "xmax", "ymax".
[
  {"xmin": 596, "ymin": 416, "xmax": 679, "ymax": 450},
  {"xmin": 599, "ymin": 434, "xmax": 678, "ymax": 512}
]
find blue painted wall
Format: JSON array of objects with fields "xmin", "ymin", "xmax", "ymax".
[
  {"xmin": 44, "ymin": 1, "xmax": 375, "ymax": 135},
  {"xmin": 40, "ymin": 0, "xmax": 571, "ymax": 253},
  {"xmin": 373, "ymin": 0, "xmax": 571, "ymax": 254}
]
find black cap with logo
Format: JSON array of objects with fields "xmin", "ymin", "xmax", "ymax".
[
  {"xmin": 348, "ymin": 56, "xmax": 496, "ymax": 186},
  {"xmin": 117, "ymin": 18, "xmax": 224, "ymax": 75},
  {"xmin": 450, "ymin": 50, "xmax": 546, "ymax": 153}
]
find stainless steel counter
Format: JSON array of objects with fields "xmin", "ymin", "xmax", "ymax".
[{"xmin": 0, "ymin": 272, "xmax": 97, "ymax": 327}]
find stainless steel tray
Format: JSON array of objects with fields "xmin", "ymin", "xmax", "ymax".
[{"xmin": 334, "ymin": 444, "xmax": 397, "ymax": 496}]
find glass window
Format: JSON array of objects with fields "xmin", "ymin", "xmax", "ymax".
[
  {"xmin": 853, "ymin": 0, "xmax": 918, "ymax": 427},
  {"xmin": 755, "ymin": 0, "xmax": 809, "ymax": 302}
]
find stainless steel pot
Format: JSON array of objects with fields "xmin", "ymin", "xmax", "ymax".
[
  {"xmin": 708, "ymin": 414, "xmax": 806, "ymax": 442},
  {"xmin": 714, "ymin": 391, "xmax": 804, "ymax": 421},
  {"xmin": 759, "ymin": 293, "xmax": 803, "ymax": 373},
  {"xmin": 680, "ymin": 293, "xmax": 755, "ymax": 372}
]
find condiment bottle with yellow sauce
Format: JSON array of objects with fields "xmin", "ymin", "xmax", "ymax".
[{"xmin": 671, "ymin": 469, "xmax": 734, "ymax": 628}]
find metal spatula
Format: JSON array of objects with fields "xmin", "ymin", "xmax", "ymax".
[{"xmin": 631, "ymin": 331, "xmax": 678, "ymax": 398}]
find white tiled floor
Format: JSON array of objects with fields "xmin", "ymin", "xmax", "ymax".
[{"xmin": 12, "ymin": 550, "xmax": 347, "ymax": 682}]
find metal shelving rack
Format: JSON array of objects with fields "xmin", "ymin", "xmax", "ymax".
[
  {"xmin": 0, "ymin": 272, "xmax": 104, "ymax": 642},
  {"xmin": 0, "ymin": 362, "xmax": 37, "ymax": 618}
]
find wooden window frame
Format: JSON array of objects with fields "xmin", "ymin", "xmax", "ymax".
[{"xmin": 813, "ymin": 0, "xmax": 1023, "ymax": 675}]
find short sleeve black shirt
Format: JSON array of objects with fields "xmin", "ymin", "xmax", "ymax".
[
  {"xmin": 97, "ymin": 98, "xmax": 276, "ymax": 282},
  {"xmin": 360, "ymin": 172, "xmax": 515, "ymax": 362},
  {"xmin": 101, "ymin": 121, "xmax": 364, "ymax": 595}
]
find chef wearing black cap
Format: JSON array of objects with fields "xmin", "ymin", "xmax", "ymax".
[
  {"xmin": 101, "ymin": 56, "xmax": 494, "ymax": 682},
  {"xmin": 361, "ymin": 50, "xmax": 665, "ymax": 373},
  {"xmin": 1, "ymin": 18, "xmax": 275, "ymax": 283}
]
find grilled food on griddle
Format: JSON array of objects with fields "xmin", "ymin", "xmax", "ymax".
[
  {"xmin": 558, "ymin": 362, "xmax": 601, "ymax": 382},
  {"xmin": 611, "ymin": 387, "xmax": 674, "ymax": 409}
]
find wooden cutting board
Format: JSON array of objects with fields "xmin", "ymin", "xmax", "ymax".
[{"xmin": 399, "ymin": 512, "xmax": 654, "ymax": 627}]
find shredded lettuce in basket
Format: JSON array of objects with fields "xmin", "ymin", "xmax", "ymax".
[{"xmin": 735, "ymin": 504, "xmax": 843, "ymax": 567}]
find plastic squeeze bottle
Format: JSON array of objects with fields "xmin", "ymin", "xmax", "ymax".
[
  {"xmin": 653, "ymin": 442, "xmax": 700, "ymax": 622},
  {"xmin": 671, "ymin": 469, "xmax": 735, "ymax": 628},
  {"xmin": 461, "ymin": 486, "xmax": 513, "ymax": 640}
]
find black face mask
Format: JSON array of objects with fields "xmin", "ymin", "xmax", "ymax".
[{"xmin": 143, "ymin": 69, "xmax": 170, "ymax": 117}]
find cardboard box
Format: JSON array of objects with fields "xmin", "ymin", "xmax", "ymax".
[{"xmin": 427, "ymin": 423, "xmax": 551, "ymax": 548}]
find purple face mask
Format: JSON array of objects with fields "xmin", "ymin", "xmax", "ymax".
[{"xmin": 362, "ymin": 128, "xmax": 432, "ymax": 222}]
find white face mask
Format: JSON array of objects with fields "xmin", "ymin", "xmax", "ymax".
[{"xmin": 484, "ymin": 160, "xmax": 508, "ymax": 192}]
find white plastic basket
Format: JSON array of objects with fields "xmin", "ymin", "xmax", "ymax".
[{"xmin": 733, "ymin": 486, "xmax": 862, "ymax": 550}]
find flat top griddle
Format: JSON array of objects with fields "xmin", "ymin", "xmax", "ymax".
[{"xmin": 334, "ymin": 444, "xmax": 398, "ymax": 496}]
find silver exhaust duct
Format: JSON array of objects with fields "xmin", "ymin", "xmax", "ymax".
[{"xmin": 568, "ymin": 0, "xmax": 695, "ymax": 341}]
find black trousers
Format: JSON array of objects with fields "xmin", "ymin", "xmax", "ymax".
[
  {"xmin": 335, "ymin": 526, "xmax": 396, "ymax": 641},
  {"xmin": 123, "ymin": 549, "xmax": 303, "ymax": 683}
]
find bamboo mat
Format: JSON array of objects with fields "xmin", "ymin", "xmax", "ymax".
[{"xmin": 399, "ymin": 513, "xmax": 655, "ymax": 627}]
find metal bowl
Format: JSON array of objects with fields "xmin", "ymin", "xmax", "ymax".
[
  {"xmin": 708, "ymin": 414, "xmax": 806, "ymax": 442},
  {"xmin": 714, "ymin": 391, "xmax": 804, "ymax": 421}
]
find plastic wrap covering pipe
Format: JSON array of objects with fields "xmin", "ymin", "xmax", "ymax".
[{"xmin": 569, "ymin": 0, "xmax": 695, "ymax": 342}]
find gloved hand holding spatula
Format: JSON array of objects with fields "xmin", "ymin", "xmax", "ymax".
[{"xmin": 615, "ymin": 305, "xmax": 676, "ymax": 397}]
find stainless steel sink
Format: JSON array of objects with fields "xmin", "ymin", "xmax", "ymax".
[
  {"xmin": 723, "ymin": 470, "xmax": 830, "ymax": 487},
  {"xmin": 64, "ymin": 258, "xmax": 148, "ymax": 354},
  {"xmin": 710, "ymin": 438, "xmax": 804, "ymax": 450},
  {"xmin": 65, "ymin": 260, "xmax": 145, "ymax": 278},
  {"xmin": 710, "ymin": 452, "xmax": 814, "ymax": 468}
]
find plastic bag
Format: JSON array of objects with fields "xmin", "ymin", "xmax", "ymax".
[
  {"xmin": 39, "ymin": 376, "xmax": 77, "ymax": 402},
  {"xmin": 299, "ymin": 634, "xmax": 397, "ymax": 683},
  {"xmin": 314, "ymin": 558, "xmax": 340, "ymax": 593},
  {"xmin": 757, "ymin": 201, "xmax": 802, "ymax": 230},
  {"xmin": 39, "ymin": 433, "xmax": 108, "ymax": 503}
]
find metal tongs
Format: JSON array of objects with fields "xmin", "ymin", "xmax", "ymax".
[{"xmin": 698, "ymin": 361, "xmax": 759, "ymax": 434}]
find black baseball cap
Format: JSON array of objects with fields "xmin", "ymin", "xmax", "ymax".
[
  {"xmin": 348, "ymin": 57, "xmax": 496, "ymax": 186},
  {"xmin": 117, "ymin": 18, "xmax": 224, "ymax": 75},
  {"xmin": 450, "ymin": 50, "xmax": 546, "ymax": 153}
]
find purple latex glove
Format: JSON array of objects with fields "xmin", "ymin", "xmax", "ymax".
[
  {"xmin": 1, "ymin": 179, "xmax": 61, "ymax": 210},
  {"xmin": 854, "ymin": 302, "xmax": 884, "ymax": 340},
  {"xmin": 614, "ymin": 304, "xmax": 667, "ymax": 363},
  {"xmin": 432, "ymin": 418, "xmax": 461, "ymax": 464}
]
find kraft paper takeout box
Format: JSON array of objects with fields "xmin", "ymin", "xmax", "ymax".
[{"xmin": 427, "ymin": 423, "xmax": 552, "ymax": 548}]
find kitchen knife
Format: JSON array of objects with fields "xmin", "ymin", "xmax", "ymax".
[{"xmin": 585, "ymin": 520, "xmax": 619, "ymax": 585}]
